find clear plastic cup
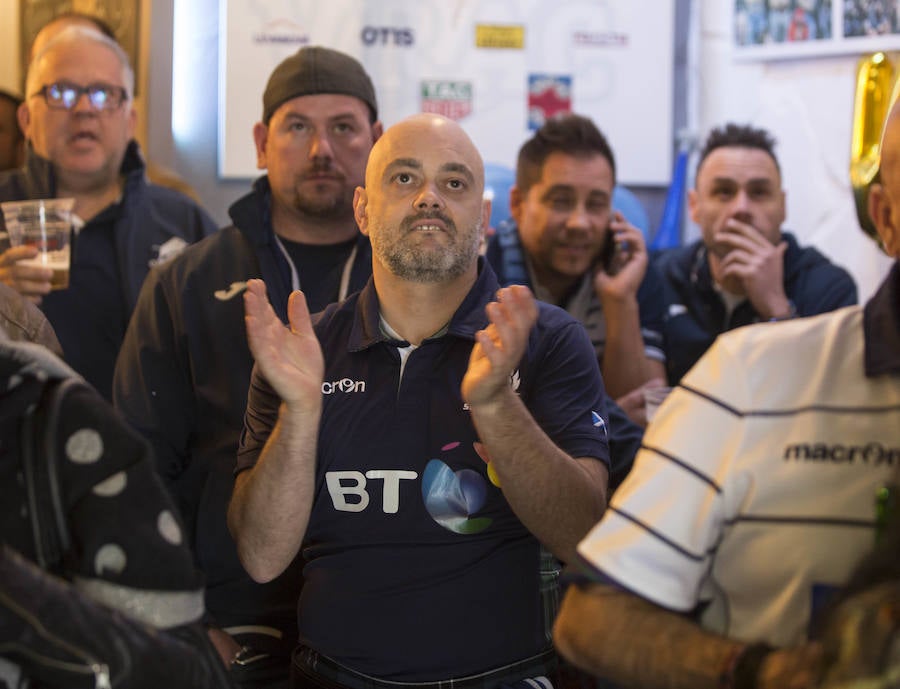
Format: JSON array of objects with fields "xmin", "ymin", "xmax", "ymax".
[{"xmin": 1, "ymin": 198, "xmax": 74, "ymax": 290}]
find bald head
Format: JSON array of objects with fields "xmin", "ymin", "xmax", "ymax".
[
  {"xmin": 869, "ymin": 100, "xmax": 900, "ymax": 257},
  {"xmin": 355, "ymin": 113, "xmax": 488, "ymax": 284},
  {"xmin": 881, "ymin": 102, "xmax": 900, "ymax": 190},
  {"xmin": 365, "ymin": 113, "xmax": 485, "ymax": 193},
  {"xmin": 31, "ymin": 13, "xmax": 116, "ymax": 63}
]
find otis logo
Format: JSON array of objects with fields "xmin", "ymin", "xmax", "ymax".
[
  {"xmin": 361, "ymin": 26, "xmax": 414, "ymax": 46},
  {"xmin": 321, "ymin": 378, "xmax": 366, "ymax": 395}
]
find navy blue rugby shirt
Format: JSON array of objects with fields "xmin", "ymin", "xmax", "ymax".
[{"xmin": 237, "ymin": 258, "xmax": 610, "ymax": 681}]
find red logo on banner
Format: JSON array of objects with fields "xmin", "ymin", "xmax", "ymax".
[{"xmin": 527, "ymin": 74, "xmax": 571, "ymax": 129}]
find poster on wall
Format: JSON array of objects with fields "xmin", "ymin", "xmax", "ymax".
[
  {"xmin": 218, "ymin": 0, "xmax": 675, "ymax": 185},
  {"xmin": 733, "ymin": 0, "xmax": 900, "ymax": 60}
]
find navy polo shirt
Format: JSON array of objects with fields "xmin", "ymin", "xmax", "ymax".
[{"xmin": 238, "ymin": 260, "xmax": 610, "ymax": 681}]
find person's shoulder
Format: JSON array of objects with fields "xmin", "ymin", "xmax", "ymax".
[
  {"xmin": 484, "ymin": 218, "xmax": 526, "ymax": 284},
  {"xmin": 0, "ymin": 168, "xmax": 28, "ymax": 200},
  {"xmin": 652, "ymin": 240, "xmax": 699, "ymax": 278},
  {"xmin": 716, "ymin": 303, "xmax": 862, "ymax": 361},
  {"xmin": 782, "ymin": 232, "xmax": 857, "ymax": 295},
  {"xmin": 313, "ymin": 290, "xmax": 362, "ymax": 328},
  {"xmin": 535, "ymin": 299, "xmax": 581, "ymax": 327},
  {"xmin": 144, "ymin": 226, "xmax": 248, "ymax": 288},
  {"xmin": 533, "ymin": 300, "xmax": 590, "ymax": 347},
  {"xmin": 686, "ymin": 304, "xmax": 865, "ymax": 412},
  {"xmin": 142, "ymin": 182, "xmax": 212, "ymax": 215},
  {"xmin": 638, "ymin": 258, "xmax": 665, "ymax": 294}
]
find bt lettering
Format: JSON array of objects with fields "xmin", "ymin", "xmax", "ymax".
[{"xmin": 326, "ymin": 470, "xmax": 419, "ymax": 513}]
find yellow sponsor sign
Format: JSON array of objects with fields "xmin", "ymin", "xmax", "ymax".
[{"xmin": 475, "ymin": 25, "xmax": 525, "ymax": 49}]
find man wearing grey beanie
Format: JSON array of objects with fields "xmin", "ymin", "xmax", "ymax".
[{"xmin": 113, "ymin": 46, "xmax": 382, "ymax": 689}]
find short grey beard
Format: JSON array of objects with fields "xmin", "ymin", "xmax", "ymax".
[{"xmin": 374, "ymin": 219, "xmax": 482, "ymax": 284}]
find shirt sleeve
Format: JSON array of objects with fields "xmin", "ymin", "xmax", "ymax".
[
  {"xmin": 235, "ymin": 363, "xmax": 284, "ymax": 473},
  {"xmin": 522, "ymin": 311, "xmax": 611, "ymax": 469},
  {"xmin": 113, "ymin": 266, "xmax": 194, "ymax": 485},
  {"xmin": 636, "ymin": 261, "xmax": 667, "ymax": 363},
  {"xmin": 575, "ymin": 334, "xmax": 751, "ymax": 611},
  {"xmin": 795, "ymin": 264, "xmax": 858, "ymax": 317}
]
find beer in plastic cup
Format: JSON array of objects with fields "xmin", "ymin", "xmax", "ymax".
[{"xmin": 1, "ymin": 198, "xmax": 74, "ymax": 290}]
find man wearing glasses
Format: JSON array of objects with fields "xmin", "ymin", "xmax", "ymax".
[{"xmin": 0, "ymin": 25, "xmax": 216, "ymax": 400}]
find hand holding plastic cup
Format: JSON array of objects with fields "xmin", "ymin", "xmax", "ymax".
[
  {"xmin": 643, "ymin": 385, "xmax": 673, "ymax": 424},
  {"xmin": 1, "ymin": 198, "xmax": 74, "ymax": 290}
]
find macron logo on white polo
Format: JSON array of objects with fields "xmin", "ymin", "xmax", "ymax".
[{"xmin": 322, "ymin": 378, "xmax": 367, "ymax": 395}]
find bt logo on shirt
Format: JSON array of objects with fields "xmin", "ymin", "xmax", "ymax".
[{"xmin": 324, "ymin": 441, "xmax": 494, "ymax": 535}]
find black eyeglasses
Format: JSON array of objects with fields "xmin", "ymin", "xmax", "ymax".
[{"xmin": 30, "ymin": 81, "xmax": 128, "ymax": 112}]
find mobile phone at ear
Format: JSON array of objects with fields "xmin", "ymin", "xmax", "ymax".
[{"xmin": 599, "ymin": 224, "xmax": 618, "ymax": 273}]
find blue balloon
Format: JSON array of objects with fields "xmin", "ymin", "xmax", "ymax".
[
  {"xmin": 612, "ymin": 185, "xmax": 650, "ymax": 237},
  {"xmin": 651, "ymin": 150, "xmax": 688, "ymax": 251},
  {"xmin": 484, "ymin": 162, "xmax": 515, "ymax": 229}
]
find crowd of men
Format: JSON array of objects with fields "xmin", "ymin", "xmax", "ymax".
[{"xmin": 0, "ymin": 12, "xmax": 896, "ymax": 689}]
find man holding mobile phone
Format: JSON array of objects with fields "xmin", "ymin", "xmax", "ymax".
[{"xmin": 486, "ymin": 114, "xmax": 667, "ymax": 422}]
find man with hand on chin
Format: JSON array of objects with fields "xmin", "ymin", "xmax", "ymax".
[
  {"xmin": 656, "ymin": 123, "xmax": 857, "ymax": 385},
  {"xmin": 230, "ymin": 113, "xmax": 610, "ymax": 688}
]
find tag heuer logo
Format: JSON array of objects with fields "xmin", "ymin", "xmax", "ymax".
[{"xmin": 421, "ymin": 80, "xmax": 472, "ymax": 121}]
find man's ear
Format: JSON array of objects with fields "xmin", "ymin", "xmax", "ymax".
[
  {"xmin": 17, "ymin": 101, "xmax": 31, "ymax": 140},
  {"xmin": 687, "ymin": 188, "xmax": 699, "ymax": 224},
  {"xmin": 252, "ymin": 122, "xmax": 269, "ymax": 170},
  {"xmin": 509, "ymin": 185, "xmax": 523, "ymax": 224},
  {"xmin": 869, "ymin": 183, "xmax": 900, "ymax": 257},
  {"xmin": 776, "ymin": 188, "xmax": 787, "ymax": 229},
  {"xmin": 371, "ymin": 120, "xmax": 384, "ymax": 144},
  {"xmin": 354, "ymin": 187, "xmax": 369, "ymax": 235},
  {"xmin": 126, "ymin": 104, "xmax": 137, "ymax": 140}
]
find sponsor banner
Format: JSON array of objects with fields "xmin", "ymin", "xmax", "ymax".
[
  {"xmin": 252, "ymin": 18, "xmax": 310, "ymax": 45},
  {"xmin": 527, "ymin": 74, "xmax": 572, "ymax": 130},
  {"xmin": 475, "ymin": 24, "xmax": 525, "ymax": 49},
  {"xmin": 361, "ymin": 26, "xmax": 414, "ymax": 46},
  {"xmin": 421, "ymin": 80, "xmax": 473, "ymax": 121},
  {"xmin": 220, "ymin": 0, "xmax": 675, "ymax": 185},
  {"xmin": 573, "ymin": 30, "xmax": 629, "ymax": 47}
]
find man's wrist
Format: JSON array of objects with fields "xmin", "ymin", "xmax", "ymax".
[
  {"xmin": 720, "ymin": 642, "xmax": 775, "ymax": 689},
  {"xmin": 464, "ymin": 385, "xmax": 518, "ymax": 417},
  {"xmin": 766, "ymin": 300, "xmax": 797, "ymax": 322}
]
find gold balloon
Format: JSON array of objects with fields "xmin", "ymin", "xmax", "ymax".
[{"xmin": 850, "ymin": 52, "xmax": 899, "ymax": 246}]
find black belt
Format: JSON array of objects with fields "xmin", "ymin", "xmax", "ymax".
[{"xmin": 291, "ymin": 645, "xmax": 557, "ymax": 689}]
